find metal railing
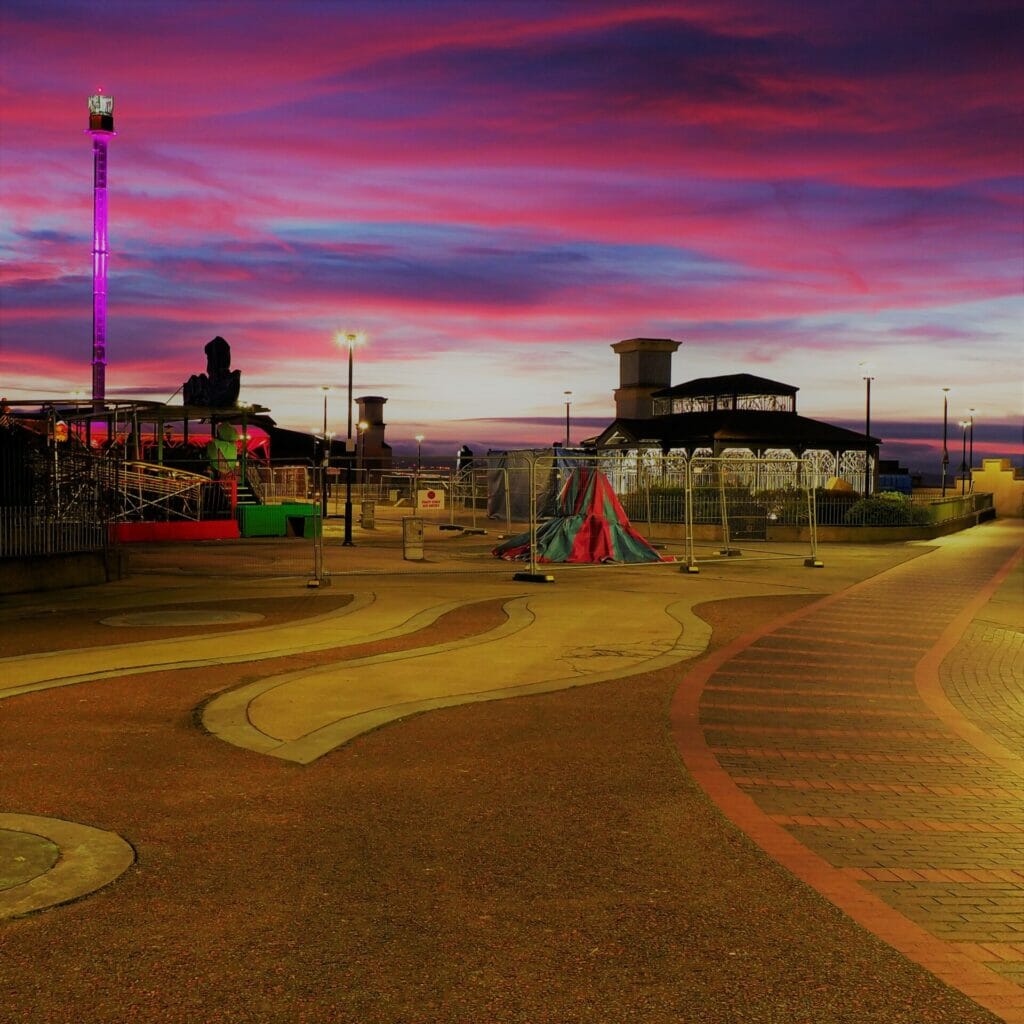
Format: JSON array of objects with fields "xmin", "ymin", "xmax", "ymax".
[
  {"xmin": 815, "ymin": 491, "xmax": 993, "ymax": 527},
  {"xmin": 0, "ymin": 507, "xmax": 109, "ymax": 558},
  {"xmin": 1, "ymin": 422, "xmax": 117, "ymax": 558}
]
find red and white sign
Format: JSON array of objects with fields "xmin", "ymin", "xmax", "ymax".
[{"xmin": 417, "ymin": 488, "xmax": 445, "ymax": 509}]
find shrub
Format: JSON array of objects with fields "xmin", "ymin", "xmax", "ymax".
[{"xmin": 843, "ymin": 494, "xmax": 912, "ymax": 526}]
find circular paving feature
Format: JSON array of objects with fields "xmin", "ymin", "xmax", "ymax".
[
  {"xmin": 101, "ymin": 609, "xmax": 266, "ymax": 627},
  {"xmin": 0, "ymin": 814, "xmax": 135, "ymax": 919}
]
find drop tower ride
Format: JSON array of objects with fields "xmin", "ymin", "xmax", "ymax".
[{"xmin": 86, "ymin": 93, "xmax": 116, "ymax": 408}]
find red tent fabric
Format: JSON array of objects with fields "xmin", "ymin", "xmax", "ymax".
[{"xmin": 493, "ymin": 467, "xmax": 668, "ymax": 563}]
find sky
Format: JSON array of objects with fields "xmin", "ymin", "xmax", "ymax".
[{"xmin": 1, "ymin": 0, "xmax": 1021, "ymax": 474}]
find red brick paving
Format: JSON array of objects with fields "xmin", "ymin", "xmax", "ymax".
[{"xmin": 673, "ymin": 524, "xmax": 1024, "ymax": 1023}]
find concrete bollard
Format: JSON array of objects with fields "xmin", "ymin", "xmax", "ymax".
[{"xmin": 402, "ymin": 517, "xmax": 424, "ymax": 561}]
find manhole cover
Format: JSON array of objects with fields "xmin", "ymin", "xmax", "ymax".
[
  {"xmin": 101, "ymin": 610, "xmax": 266, "ymax": 627},
  {"xmin": 0, "ymin": 829, "xmax": 59, "ymax": 891}
]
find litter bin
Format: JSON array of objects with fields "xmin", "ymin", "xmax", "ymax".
[
  {"xmin": 361, "ymin": 500, "xmax": 376, "ymax": 529},
  {"xmin": 402, "ymin": 517, "xmax": 424, "ymax": 561}
]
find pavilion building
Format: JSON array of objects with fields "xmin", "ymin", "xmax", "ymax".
[{"xmin": 591, "ymin": 338, "xmax": 879, "ymax": 489}]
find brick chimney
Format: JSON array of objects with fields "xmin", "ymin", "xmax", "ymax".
[
  {"xmin": 355, "ymin": 396, "xmax": 392, "ymax": 470},
  {"xmin": 611, "ymin": 338, "xmax": 680, "ymax": 418}
]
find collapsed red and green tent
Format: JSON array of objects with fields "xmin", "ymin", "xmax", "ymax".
[{"xmin": 493, "ymin": 467, "xmax": 668, "ymax": 564}]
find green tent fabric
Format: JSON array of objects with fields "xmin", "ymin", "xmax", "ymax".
[{"xmin": 493, "ymin": 467, "xmax": 666, "ymax": 563}]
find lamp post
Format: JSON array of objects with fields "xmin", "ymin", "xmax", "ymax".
[
  {"xmin": 968, "ymin": 408, "xmax": 976, "ymax": 492},
  {"xmin": 321, "ymin": 385, "xmax": 330, "ymax": 439},
  {"xmin": 940, "ymin": 387, "xmax": 950, "ymax": 496},
  {"xmin": 414, "ymin": 434, "xmax": 424, "ymax": 472},
  {"xmin": 336, "ymin": 332, "xmax": 363, "ymax": 546},
  {"xmin": 958, "ymin": 420, "xmax": 970, "ymax": 494},
  {"xmin": 563, "ymin": 391, "xmax": 572, "ymax": 448},
  {"xmin": 319, "ymin": 386, "xmax": 331, "ymax": 519},
  {"xmin": 357, "ymin": 420, "xmax": 368, "ymax": 480},
  {"xmin": 862, "ymin": 373, "xmax": 873, "ymax": 496}
]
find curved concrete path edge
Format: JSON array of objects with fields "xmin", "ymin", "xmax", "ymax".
[
  {"xmin": 670, "ymin": 541, "xmax": 1024, "ymax": 1024},
  {"xmin": 205, "ymin": 596, "xmax": 715, "ymax": 764},
  {"xmin": 0, "ymin": 595, "xmax": 463, "ymax": 700},
  {"xmin": 202, "ymin": 597, "xmax": 538, "ymax": 758},
  {"xmin": 0, "ymin": 814, "xmax": 135, "ymax": 920}
]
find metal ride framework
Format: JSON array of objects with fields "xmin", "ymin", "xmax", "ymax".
[{"xmin": 100, "ymin": 461, "xmax": 224, "ymax": 522}]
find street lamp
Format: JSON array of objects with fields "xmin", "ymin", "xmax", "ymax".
[
  {"xmin": 563, "ymin": 391, "xmax": 572, "ymax": 448},
  {"xmin": 958, "ymin": 420, "xmax": 970, "ymax": 494},
  {"xmin": 968, "ymin": 408, "xmax": 976, "ymax": 492},
  {"xmin": 335, "ymin": 331, "xmax": 365, "ymax": 546},
  {"xmin": 320, "ymin": 385, "xmax": 331, "ymax": 438},
  {"xmin": 940, "ymin": 387, "xmax": 950, "ymax": 496},
  {"xmin": 859, "ymin": 367, "xmax": 874, "ymax": 496},
  {"xmin": 414, "ymin": 434, "xmax": 424, "ymax": 508},
  {"xmin": 357, "ymin": 420, "xmax": 368, "ymax": 481},
  {"xmin": 317, "ymin": 387, "xmax": 329, "ymax": 524}
]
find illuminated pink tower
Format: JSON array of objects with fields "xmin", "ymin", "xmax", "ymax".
[{"xmin": 86, "ymin": 93, "xmax": 116, "ymax": 408}]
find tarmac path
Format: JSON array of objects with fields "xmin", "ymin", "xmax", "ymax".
[
  {"xmin": 1, "ymin": 590, "xmax": 464, "ymax": 696},
  {"xmin": 0, "ymin": 565, "xmax": 750, "ymax": 928},
  {"xmin": 0, "ymin": 527, "xmax": 1019, "ymax": 1022}
]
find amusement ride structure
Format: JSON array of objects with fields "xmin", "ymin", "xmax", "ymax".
[{"xmin": 86, "ymin": 93, "xmax": 116, "ymax": 410}]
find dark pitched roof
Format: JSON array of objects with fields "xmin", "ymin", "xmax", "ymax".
[
  {"xmin": 652, "ymin": 373, "xmax": 797, "ymax": 398},
  {"xmin": 595, "ymin": 410, "xmax": 877, "ymax": 450}
]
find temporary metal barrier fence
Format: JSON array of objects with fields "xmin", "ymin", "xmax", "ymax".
[
  {"xmin": 122, "ymin": 456, "xmax": 322, "ymax": 582},
  {"xmin": 502, "ymin": 451, "xmax": 674, "ymax": 581},
  {"xmin": 357, "ymin": 466, "xmax": 510, "ymax": 534},
  {"xmin": 42, "ymin": 448, "xmax": 994, "ymax": 584},
  {"xmin": 683, "ymin": 455, "xmax": 821, "ymax": 570},
  {"xmin": 499, "ymin": 452, "xmax": 825, "ymax": 580},
  {"xmin": 258, "ymin": 462, "xmax": 315, "ymax": 503}
]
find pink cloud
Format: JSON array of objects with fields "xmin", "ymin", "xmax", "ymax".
[{"xmin": 1, "ymin": 1, "xmax": 1019, "ymax": 447}]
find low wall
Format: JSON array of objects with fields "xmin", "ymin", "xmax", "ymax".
[
  {"xmin": 644, "ymin": 508, "xmax": 994, "ymax": 545},
  {"xmin": 971, "ymin": 459, "xmax": 1024, "ymax": 518},
  {"xmin": 111, "ymin": 520, "xmax": 240, "ymax": 543},
  {"xmin": 768, "ymin": 510, "xmax": 995, "ymax": 544},
  {"xmin": 0, "ymin": 549, "xmax": 128, "ymax": 595}
]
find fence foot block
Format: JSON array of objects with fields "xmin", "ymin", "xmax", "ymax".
[
  {"xmin": 719, "ymin": 548, "xmax": 742, "ymax": 557},
  {"xmin": 804, "ymin": 558, "xmax": 824, "ymax": 568},
  {"xmin": 439, "ymin": 524, "xmax": 462, "ymax": 531},
  {"xmin": 513, "ymin": 572, "xmax": 555, "ymax": 583},
  {"xmin": 680, "ymin": 564, "xmax": 701, "ymax": 574}
]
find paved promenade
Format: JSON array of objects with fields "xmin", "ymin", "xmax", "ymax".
[
  {"xmin": 674, "ymin": 521, "xmax": 1024, "ymax": 1022},
  {"xmin": 0, "ymin": 520, "xmax": 1020, "ymax": 1022}
]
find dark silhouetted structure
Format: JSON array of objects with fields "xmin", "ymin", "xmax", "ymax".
[{"xmin": 183, "ymin": 336, "xmax": 241, "ymax": 408}]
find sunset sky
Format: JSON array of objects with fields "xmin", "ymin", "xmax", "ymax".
[{"xmin": 1, "ymin": 0, "xmax": 1020, "ymax": 472}]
